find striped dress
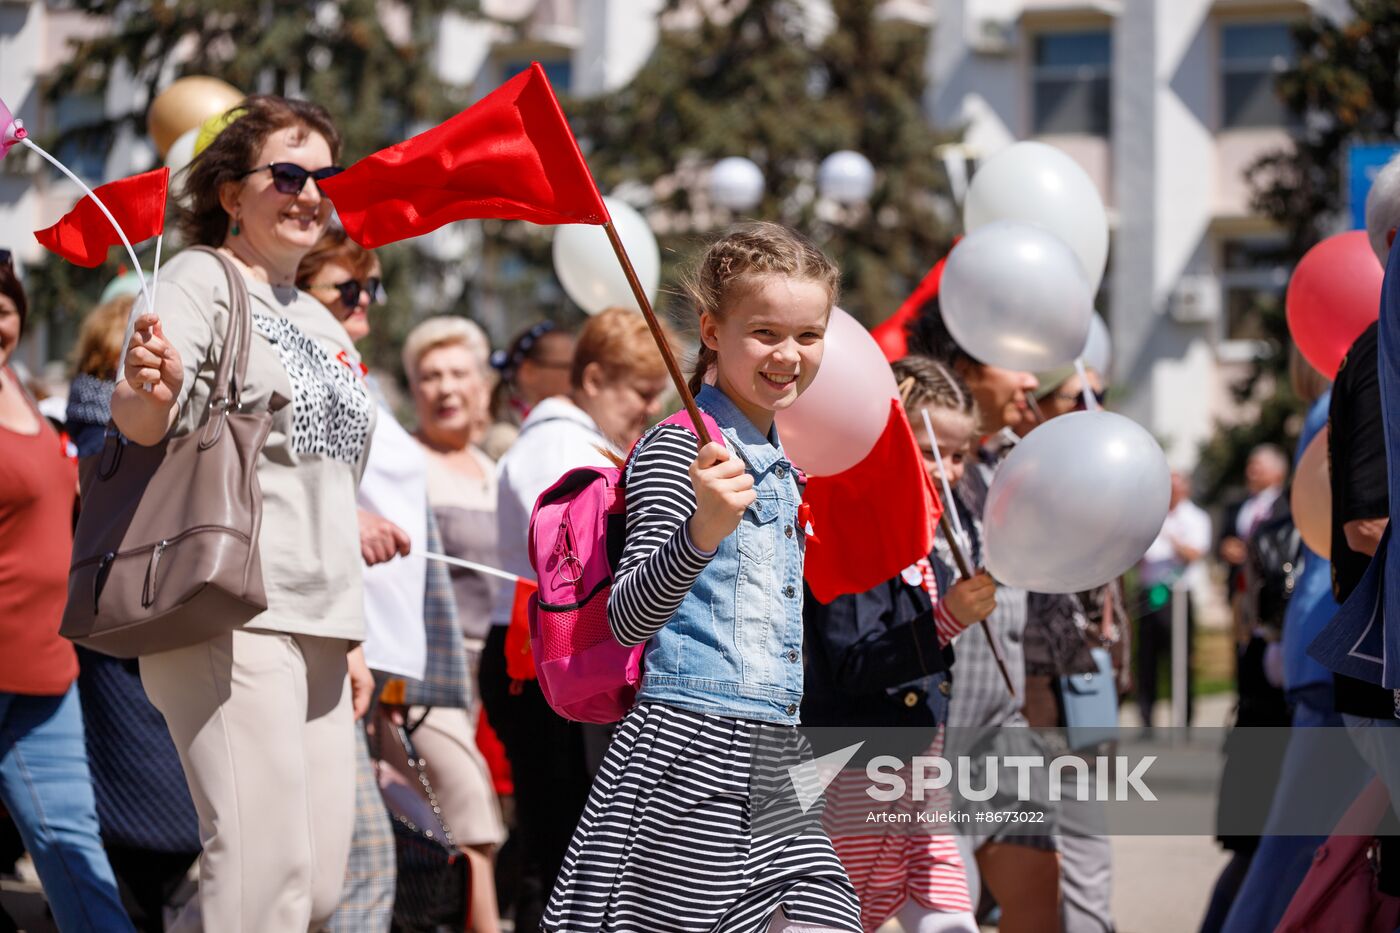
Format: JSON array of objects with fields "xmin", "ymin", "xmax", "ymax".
[
  {"xmin": 822, "ymin": 557, "xmax": 973, "ymax": 931},
  {"xmin": 544, "ymin": 425, "xmax": 863, "ymax": 933}
]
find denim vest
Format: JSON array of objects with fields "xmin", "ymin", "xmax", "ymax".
[{"xmin": 634, "ymin": 384, "xmax": 807, "ymax": 724}]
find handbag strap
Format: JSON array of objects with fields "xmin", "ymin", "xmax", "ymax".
[
  {"xmin": 188, "ymin": 246, "xmax": 253, "ymax": 415},
  {"xmin": 381, "ymin": 715, "xmax": 459, "ymax": 849}
]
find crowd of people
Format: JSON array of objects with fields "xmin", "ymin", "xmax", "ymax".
[{"xmin": 1, "ymin": 89, "xmax": 1398, "ymax": 933}]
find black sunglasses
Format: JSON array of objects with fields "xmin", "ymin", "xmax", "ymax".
[
  {"xmin": 1056, "ymin": 387, "xmax": 1108, "ymax": 410},
  {"xmin": 239, "ymin": 162, "xmax": 344, "ymax": 195},
  {"xmin": 310, "ymin": 277, "xmax": 383, "ymax": 307}
]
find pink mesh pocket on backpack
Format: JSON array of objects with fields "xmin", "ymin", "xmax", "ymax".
[
  {"xmin": 529, "ymin": 587, "xmax": 645, "ymax": 723},
  {"xmin": 537, "ymin": 590, "xmax": 614, "ymax": 663}
]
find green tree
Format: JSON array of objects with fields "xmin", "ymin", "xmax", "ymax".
[
  {"xmin": 1199, "ymin": 0, "xmax": 1400, "ymax": 499},
  {"xmin": 573, "ymin": 0, "xmax": 957, "ymax": 328},
  {"xmin": 27, "ymin": 0, "xmax": 476, "ymax": 375}
]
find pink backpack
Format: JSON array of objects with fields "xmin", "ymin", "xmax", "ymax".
[{"xmin": 526, "ymin": 409, "xmax": 722, "ymax": 723}]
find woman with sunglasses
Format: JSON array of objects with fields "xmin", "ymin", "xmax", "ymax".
[
  {"xmin": 111, "ymin": 96, "xmax": 379, "ymax": 932},
  {"xmin": 299, "ymin": 231, "xmax": 508, "ymax": 933},
  {"xmin": 1027, "ymin": 364, "xmax": 1106, "ymax": 420}
]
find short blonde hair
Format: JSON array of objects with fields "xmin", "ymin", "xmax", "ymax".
[
  {"xmin": 572, "ymin": 307, "xmax": 673, "ymax": 389},
  {"xmin": 402, "ymin": 316, "xmax": 492, "ymax": 385}
]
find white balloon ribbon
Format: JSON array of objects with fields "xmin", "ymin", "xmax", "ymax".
[{"xmin": 422, "ymin": 551, "xmax": 523, "ymax": 584}]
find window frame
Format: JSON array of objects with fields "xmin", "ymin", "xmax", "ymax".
[
  {"xmin": 1216, "ymin": 233, "xmax": 1289, "ymax": 355},
  {"xmin": 1028, "ymin": 27, "xmax": 1113, "ymax": 138},
  {"xmin": 1216, "ymin": 20, "xmax": 1300, "ymax": 132}
]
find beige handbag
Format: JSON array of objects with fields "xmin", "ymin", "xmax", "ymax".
[{"xmin": 62, "ymin": 247, "xmax": 279, "ymax": 658}]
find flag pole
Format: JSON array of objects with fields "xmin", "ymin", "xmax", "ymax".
[
  {"xmin": 916, "ymin": 406, "xmax": 1015, "ymax": 698},
  {"xmin": 937, "ymin": 510, "xmax": 1015, "ymax": 698},
  {"xmin": 602, "ymin": 220, "xmax": 713, "ymax": 448},
  {"xmin": 22, "ymin": 137, "xmax": 154, "ymax": 315}
]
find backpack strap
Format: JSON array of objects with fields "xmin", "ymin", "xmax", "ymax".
[
  {"xmin": 622, "ymin": 407, "xmax": 726, "ymax": 486},
  {"xmin": 656, "ymin": 407, "xmax": 723, "ymax": 446}
]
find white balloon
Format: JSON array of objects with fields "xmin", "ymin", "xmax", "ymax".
[
  {"xmin": 1081, "ymin": 313, "xmax": 1111, "ymax": 378},
  {"xmin": 165, "ymin": 127, "xmax": 199, "ymax": 203},
  {"xmin": 710, "ymin": 156, "xmax": 765, "ymax": 211},
  {"xmin": 552, "ymin": 197, "xmax": 660, "ymax": 315},
  {"xmin": 819, "ymin": 150, "xmax": 875, "ymax": 205},
  {"xmin": 963, "ymin": 141, "xmax": 1109, "ymax": 291},
  {"xmin": 940, "ymin": 221, "xmax": 1094, "ymax": 372},
  {"xmin": 983, "ymin": 411, "xmax": 1171, "ymax": 593},
  {"xmin": 417, "ymin": 220, "xmax": 481, "ymax": 264}
]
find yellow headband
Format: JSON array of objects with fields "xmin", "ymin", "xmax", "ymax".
[{"xmin": 193, "ymin": 107, "xmax": 246, "ymax": 158}]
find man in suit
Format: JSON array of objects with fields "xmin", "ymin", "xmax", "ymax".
[{"xmin": 1218, "ymin": 444, "xmax": 1288, "ymax": 636}]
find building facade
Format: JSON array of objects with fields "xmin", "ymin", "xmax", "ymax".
[
  {"xmin": 929, "ymin": 0, "xmax": 1351, "ymax": 468},
  {"xmin": 1, "ymin": 0, "xmax": 1355, "ymax": 469}
]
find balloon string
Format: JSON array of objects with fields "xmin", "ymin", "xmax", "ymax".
[
  {"xmin": 1074, "ymin": 358, "xmax": 1098, "ymax": 412},
  {"xmin": 421, "ymin": 551, "xmax": 522, "ymax": 584}
]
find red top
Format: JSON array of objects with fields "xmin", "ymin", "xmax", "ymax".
[{"xmin": 0, "ymin": 369, "xmax": 78, "ymax": 695}]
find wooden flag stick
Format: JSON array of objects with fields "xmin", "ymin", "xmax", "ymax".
[
  {"xmin": 603, "ymin": 220, "xmax": 712, "ymax": 447},
  {"xmin": 938, "ymin": 511, "xmax": 1016, "ymax": 699}
]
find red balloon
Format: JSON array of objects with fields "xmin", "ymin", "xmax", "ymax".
[{"xmin": 1286, "ymin": 231, "xmax": 1383, "ymax": 378}]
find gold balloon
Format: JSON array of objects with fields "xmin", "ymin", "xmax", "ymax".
[
  {"xmin": 148, "ymin": 77, "xmax": 244, "ymax": 157},
  {"xmin": 1291, "ymin": 426, "xmax": 1331, "ymax": 560}
]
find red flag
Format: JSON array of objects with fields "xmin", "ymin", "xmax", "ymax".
[
  {"xmin": 321, "ymin": 63, "xmax": 609, "ymax": 248},
  {"xmin": 34, "ymin": 167, "xmax": 168, "ymax": 268},
  {"xmin": 504, "ymin": 578, "xmax": 539, "ymax": 682},
  {"xmin": 870, "ymin": 242, "xmax": 957, "ymax": 363},
  {"xmin": 802, "ymin": 400, "xmax": 941, "ymax": 604}
]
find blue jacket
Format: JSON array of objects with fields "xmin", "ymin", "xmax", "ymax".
[{"xmin": 636, "ymin": 384, "xmax": 808, "ymax": 724}]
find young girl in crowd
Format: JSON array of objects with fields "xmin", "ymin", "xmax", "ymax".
[
  {"xmin": 544, "ymin": 223, "xmax": 863, "ymax": 933},
  {"xmin": 908, "ymin": 299, "xmax": 1059, "ymax": 933},
  {"xmin": 804, "ymin": 355, "xmax": 994, "ymax": 933}
]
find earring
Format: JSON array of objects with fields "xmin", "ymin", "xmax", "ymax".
[{"xmin": 230, "ymin": 216, "xmax": 241, "ymax": 237}]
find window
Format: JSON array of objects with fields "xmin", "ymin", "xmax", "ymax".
[
  {"xmin": 502, "ymin": 58, "xmax": 573, "ymax": 93},
  {"xmin": 1220, "ymin": 23, "xmax": 1297, "ymax": 129},
  {"xmin": 1031, "ymin": 31, "xmax": 1111, "ymax": 136},
  {"xmin": 53, "ymin": 93, "xmax": 107, "ymax": 182},
  {"xmin": 1219, "ymin": 237, "xmax": 1289, "ymax": 343}
]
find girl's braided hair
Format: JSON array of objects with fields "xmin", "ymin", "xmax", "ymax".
[{"xmin": 892, "ymin": 354, "xmax": 978, "ymax": 424}]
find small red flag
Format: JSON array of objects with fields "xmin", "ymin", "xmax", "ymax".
[
  {"xmin": 504, "ymin": 578, "xmax": 539, "ymax": 683},
  {"xmin": 321, "ymin": 63, "xmax": 609, "ymax": 249},
  {"xmin": 34, "ymin": 167, "xmax": 169, "ymax": 268},
  {"xmin": 802, "ymin": 400, "xmax": 941, "ymax": 604}
]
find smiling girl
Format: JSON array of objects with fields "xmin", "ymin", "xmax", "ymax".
[{"xmin": 544, "ymin": 223, "xmax": 862, "ymax": 933}]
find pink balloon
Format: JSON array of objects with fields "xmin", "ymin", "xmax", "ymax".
[{"xmin": 776, "ymin": 307, "xmax": 899, "ymax": 476}]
